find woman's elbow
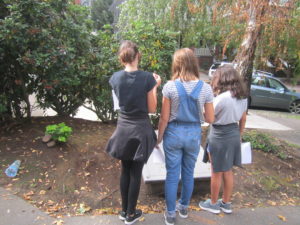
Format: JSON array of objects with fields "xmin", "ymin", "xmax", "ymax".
[
  {"xmin": 148, "ymin": 105, "xmax": 157, "ymax": 113},
  {"xmin": 205, "ymin": 115, "xmax": 215, "ymax": 124},
  {"xmin": 148, "ymin": 109, "xmax": 156, "ymax": 114}
]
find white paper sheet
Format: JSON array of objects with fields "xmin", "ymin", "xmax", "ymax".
[
  {"xmin": 112, "ymin": 90, "xmax": 120, "ymax": 111},
  {"xmin": 152, "ymin": 147, "xmax": 165, "ymax": 164},
  {"xmin": 241, "ymin": 142, "xmax": 252, "ymax": 164}
]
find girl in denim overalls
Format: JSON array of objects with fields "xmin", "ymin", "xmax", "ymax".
[{"xmin": 157, "ymin": 48, "xmax": 214, "ymax": 225}]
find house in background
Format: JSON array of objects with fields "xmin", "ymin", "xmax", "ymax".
[
  {"xmin": 109, "ymin": 0, "xmax": 127, "ymax": 27},
  {"xmin": 193, "ymin": 47, "xmax": 213, "ymax": 70},
  {"xmin": 74, "ymin": 0, "xmax": 93, "ymax": 7}
]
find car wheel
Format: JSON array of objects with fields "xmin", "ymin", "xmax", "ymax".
[{"xmin": 289, "ymin": 100, "xmax": 300, "ymax": 114}]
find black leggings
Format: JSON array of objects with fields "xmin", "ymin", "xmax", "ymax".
[{"xmin": 120, "ymin": 160, "xmax": 144, "ymax": 214}]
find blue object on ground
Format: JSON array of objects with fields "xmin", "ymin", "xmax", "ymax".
[{"xmin": 5, "ymin": 160, "xmax": 21, "ymax": 177}]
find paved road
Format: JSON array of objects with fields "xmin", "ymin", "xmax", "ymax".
[
  {"xmin": 248, "ymin": 108, "xmax": 300, "ymax": 147},
  {"xmin": 1, "ymin": 187, "xmax": 300, "ymax": 225}
]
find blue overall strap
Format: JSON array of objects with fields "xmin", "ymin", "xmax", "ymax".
[
  {"xmin": 174, "ymin": 80, "xmax": 203, "ymax": 123},
  {"xmin": 190, "ymin": 80, "xmax": 203, "ymax": 100}
]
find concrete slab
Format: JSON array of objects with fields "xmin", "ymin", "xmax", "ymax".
[
  {"xmin": 29, "ymin": 94, "xmax": 99, "ymax": 121},
  {"xmin": 61, "ymin": 206, "xmax": 300, "ymax": 225},
  {"xmin": 142, "ymin": 144, "xmax": 211, "ymax": 183},
  {"xmin": 245, "ymin": 112, "xmax": 292, "ymax": 130},
  {"xmin": 0, "ymin": 187, "xmax": 54, "ymax": 225}
]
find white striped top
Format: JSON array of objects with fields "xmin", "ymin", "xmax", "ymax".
[{"xmin": 162, "ymin": 80, "xmax": 213, "ymax": 122}]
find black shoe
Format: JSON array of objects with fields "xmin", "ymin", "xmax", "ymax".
[
  {"xmin": 164, "ymin": 212, "xmax": 175, "ymax": 225},
  {"xmin": 125, "ymin": 209, "xmax": 143, "ymax": 225},
  {"xmin": 119, "ymin": 211, "xmax": 126, "ymax": 221}
]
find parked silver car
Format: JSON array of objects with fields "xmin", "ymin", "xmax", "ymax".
[
  {"xmin": 250, "ymin": 74, "xmax": 300, "ymax": 113},
  {"xmin": 208, "ymin": 62, "xmax": 237, "ymax": 78}
]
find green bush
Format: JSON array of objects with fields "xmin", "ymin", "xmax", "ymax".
[
  {"xmin": 0, "ymin": 95, "xmax": 8, "ymax": 122},
  {"xmin": 1, "ymin": 1, "xmax": 177, "ymax": 123},
  {"xmin": 243, "ymin": 130, "xmax": 287, "ymax": 160},
  {"xmin": 45, "ymin": 122, "xmax": 72, "ymax": 143},
  {"xmin": 119, "ymin": 20, "xmax": 178, "ymax": 126},
  {"xmin": 0, "ymin": 0, "xmax": 93, "ymax": 118},
  {"xmin": 83, "ymin": 25, "xmax": 121, "ymax": 122}
]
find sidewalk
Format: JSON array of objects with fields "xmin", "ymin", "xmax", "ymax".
[{"xmin": 1, "ymin": 187, "xmax": 300, "ymax": 225}]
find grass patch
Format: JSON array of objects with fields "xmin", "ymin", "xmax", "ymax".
[
  {"xmin": 287, "ymin": 142, "xmax": 300, "ymax": 149},
  {"xmin": 284, "ymin": 114, "xmax": 300, "ymax": 120},
  {"xmin": 260, "ymin": 176, "xmax": 281, "ymax": 191},
  {"xmin": 259, "ymin": 174, "xmax": 296, "ymax": 192},
  {"xmin": 243, "ymin": 130, "xmax": 288, "ymax": 160}
]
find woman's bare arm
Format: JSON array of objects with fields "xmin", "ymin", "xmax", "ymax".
[
  {"xmin": 147, "ymin": 73, "xmax": 161, "ymax": 113},
  {"xmin": 239, "ymin": 111, "xmax": 247, "ymax": 135},
  {"xmin": 203, "ymin": 102, "xmax": 214, "ymax": 124},
  {"xmin": 157, "ymin": 97, "xmax": 171, "ymax": 145}
]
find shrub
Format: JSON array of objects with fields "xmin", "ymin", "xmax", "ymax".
[
  {"xmin": 45, "ymin": 122, "xmax": 72, "ymax": 143},
  {"xmin": 1, "ymin": 0, "xmax": 93, "ymax": 118},
  {"xmin": 0, "ymin": 95, "xmax": 8, "ymax": 122},
  {"xmin": 83, "ymin": 25, "xmax": 121, "ymax": 122},
  {"xmin": 243, "ymin": 130, "xmax": 287, "ymax": 160},
  {"xmin": 119, "ymin": 20, "xmax": 178, "ymax": 126}
]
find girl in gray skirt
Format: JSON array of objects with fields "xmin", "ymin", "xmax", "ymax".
[{"xmin": 199, "ymin": 65, "xmax": 247, "ymax": 214}]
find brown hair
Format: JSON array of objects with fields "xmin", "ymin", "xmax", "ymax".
[
  {"xmin": 171, "ymin": 48, "xmax": 200, "ymax": 81},
  {"xmin": 211, "ymin": 65, "xmax": 247, "ymax": 99},
  {"xmin": 118, "ymin": 40, "xmax": 141, "ymax": 65}
]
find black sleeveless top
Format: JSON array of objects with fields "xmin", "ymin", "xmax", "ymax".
[{"xmin": 109, "ymin": 70, "xmax": 156, "ymax": 117}]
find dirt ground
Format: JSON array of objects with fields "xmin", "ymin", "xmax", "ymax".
[{"xmin": 0, "ymin": 117, "xmax": 300, "ymax": 217}]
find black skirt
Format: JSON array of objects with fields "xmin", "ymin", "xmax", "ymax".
[{"xmin": 105, "ymin": 114, "xmax": 157, "ymax": 163}]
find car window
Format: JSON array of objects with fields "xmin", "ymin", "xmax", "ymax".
[
  {"xmin": 211, "ymin": 63, "xmax": 220, "ymax": 69},
  {"xmin": 268, "ymin": 78, "xmax": 285, "ymax": 90},
  {"xmin": 251, "ymin": 76, "xmax": 267, "ymax": 87}
]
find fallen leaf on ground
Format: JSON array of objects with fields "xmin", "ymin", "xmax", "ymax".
[
  {"xmin": 23, "ymin": 191, "xmax": 34, "ymax": 200},
  {"xmin": 77, "ymin": 203, "xmax": 91, "ymax": 214},
  {"xmin": 26, "ymin": 191, "xmax": 34, "ymax": 195},
  {"xmin": 278, "ymin": 215, "xmax": 286, "ymax": 221},
  {"xmin": 52, "ymin": 220, "xmax": 64, "ymax": 225},
  {"xmin": 189, "ymin": 205, "xmax": 201, "ymax": 211},
  {"xmin": 94, "ymin": 207, "xmax": 116, "ymax": 215},
  {"xmin": 267, "ymin": 200, "xmax": 277, "ymax": 206},
  {"xmin": 47, "ymin": 200, "xmax": 55, "ymax": 206},
  {"xmin": 47, "ymin": 204, "xmax": 60, "ymax": 213}
]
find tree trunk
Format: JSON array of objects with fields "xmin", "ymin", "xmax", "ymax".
[
  {"xmin": 17, "ymin": 66, "xmax": 31, "ymax": 118},
  {"xmin": 234, "ymin": 0, "xmax": 269, "ymax": 96}
]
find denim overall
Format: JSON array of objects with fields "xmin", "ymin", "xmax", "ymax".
[{"xmin": 163, "ymin": 80, "xmax": 203, "ymax": 216}]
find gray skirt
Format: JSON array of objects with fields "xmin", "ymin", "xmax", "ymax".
[
  {"xmin": 105, "ymin": 114, "xmax": 157, "ymax": 163},
  {"xmin": 207, "ymin": 123, "xmax": 241, "ymax": 172}
]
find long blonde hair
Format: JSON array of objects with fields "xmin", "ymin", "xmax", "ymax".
[{"xmin": 171, "ymin": 48, "xmax": 200, "ymax": 81}]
